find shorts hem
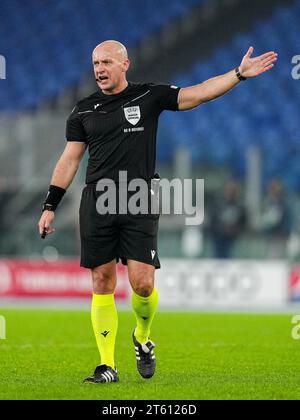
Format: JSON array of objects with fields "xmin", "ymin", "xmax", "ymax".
[
  {"xmin": 118, "ymin": 255, "xmax": 161, "ymax": 269},
  {"xmin": 80, "ymin": 255, "xmax": 117, "ymax": 269}
]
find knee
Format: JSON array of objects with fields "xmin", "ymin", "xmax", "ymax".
[
  {"xmin": 92, "ymin": 267, "xmax": 115, "ymax": 294},
  {"xmin": 131, "ymin": 273, "xmax": 154, "ymax": 297}
]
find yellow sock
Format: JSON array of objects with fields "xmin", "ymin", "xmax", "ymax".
[
  {"xmin": 132, "ymin": 288, "xmax": 159, "ymax": 344},
  {"xmin": 91, "ymin": 293, "xmax": 118, "ymax": 368}
]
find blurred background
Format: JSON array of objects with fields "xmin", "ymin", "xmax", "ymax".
[{"xmin": 0, "ymin": 0, "xmax": 300, "ymax": 307}]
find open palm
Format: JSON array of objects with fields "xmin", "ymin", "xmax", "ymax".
[{"xmin": 240, "ymin": 47, "xmax": 278, "ymax": 78}]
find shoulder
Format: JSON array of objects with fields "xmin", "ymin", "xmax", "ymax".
[
  {"xmin": 70, "ymin": 91, "xmax": 100, "ymax": 114},
  {"xmin": 128, "ymin": 81, "xmax": 177, "ymax": 93},
  {"xmin": 126, "ymin": 82, "xmax": 154, "ymax": 96},
  {"xmin": 129, "ymin": 82, "xmax": 179, "ymax": 99},
  {"xmin": 148, "ymin": 82, "xmax": 179, "ymax": 90},
  {"xmin": 129, "ymin": 81, "xmax": 177, "ymax": 89},
  {"xmin": 128, "ymin": 82, "xmax": 151, "ymax": 90},
  {"xmin": 146, "ymin": 83, "xmax": 181, "ymax": 100}
]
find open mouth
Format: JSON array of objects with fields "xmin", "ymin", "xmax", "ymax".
[{"xmin": 98, "ymin": 75, "xmax": 108, "ymax": 82}]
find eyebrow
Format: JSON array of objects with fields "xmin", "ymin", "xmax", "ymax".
[{"xmin": 93, "ymin": 58, "xmax": 113, "ymax": 64}]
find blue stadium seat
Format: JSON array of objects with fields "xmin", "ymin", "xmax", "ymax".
[
  {"xmin": 1, "ymin": 1, "xmax": 299, "ymax": 188},
  {"xmin": 0, "ymin": 0, "xmax": 205, "ymax": 111},
  {"xmin": 157, "ymin": 2, "xmax": 300, "ymax": 189}
]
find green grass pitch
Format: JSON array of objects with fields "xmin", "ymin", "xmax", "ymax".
[{"xmin": 0, "ymin": 309, "xmax": 299, "ymax": 400}]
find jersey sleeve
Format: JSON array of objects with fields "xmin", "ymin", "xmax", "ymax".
[
  {"xmin": 65, "ymin": 106, "xmax": 87, "ymax": 143},
  {"xmin": 151, "ymin": 84, "xmax": 181, "ymax": 112}
]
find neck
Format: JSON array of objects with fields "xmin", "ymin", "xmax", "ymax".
[{"xmin": 101, "ymin": 79, "xmax": 129, "ymax": 95}]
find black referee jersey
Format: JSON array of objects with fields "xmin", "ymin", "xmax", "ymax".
[{"xmin": 66, "ymin": 82, "xmax": 181, "ymax": 184}]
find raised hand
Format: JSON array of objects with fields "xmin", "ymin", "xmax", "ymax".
[{"xmin": 239, "ymin": 46, "xmax": 278, "ymax": 78}]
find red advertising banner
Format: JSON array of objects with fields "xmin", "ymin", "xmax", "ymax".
[
  {"xmin": 290, "ymin": 267, "xmax": 300, "ymax": 301},
  {"xmin": 0, "ymin": 260, "xmax": 129, "ymax": 300}
]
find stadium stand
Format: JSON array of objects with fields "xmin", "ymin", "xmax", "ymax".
[
  {"xmin": 0, "ymin": 0, "xmax": 203, "ymax": 111},
  {"xmin": 158, "ymin": 1, "xmax": 300, "ymax": 189},
  {"xmin": 1, "ymin": 0, "xmax": 294, "ymax": 188},
  {"xmin": 0, "ymin": 0, "xmax": 298, "ymax": 259}
]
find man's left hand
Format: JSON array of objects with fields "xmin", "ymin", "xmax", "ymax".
[{"xmin": 239, "ymin": 46, "xmax": 278, "ymax": 78}]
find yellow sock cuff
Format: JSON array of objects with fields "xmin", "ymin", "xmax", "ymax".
[
  {"xmin": 92, "ymin": 293, "xmax": 115, "ymax": 307},
  {"xmin": 132, "ymin": 287, "xmax": 158, "ymax": 303}
]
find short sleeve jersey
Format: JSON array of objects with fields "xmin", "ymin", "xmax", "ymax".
[{"xmin": 66, "ymin": 82, "xmax": 180, "ymax": 184}]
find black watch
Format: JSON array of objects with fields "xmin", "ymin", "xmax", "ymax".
[{"xmin": 235, "ymin": 67, "xmax": 247, "ymax": 81}]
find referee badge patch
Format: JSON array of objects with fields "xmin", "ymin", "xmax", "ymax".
[{"xmin": 124, "ymin": 106, "xmax": 141, "ymax": 126}]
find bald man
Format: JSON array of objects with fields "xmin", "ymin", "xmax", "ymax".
[{"xmin": 38, "ymin": 40, "xmax": 277, "ymax": 384}]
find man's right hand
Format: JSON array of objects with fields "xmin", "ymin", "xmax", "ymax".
[{"xmin": 38, "ymin": 210, "xmax": 55, "ymax": 237}]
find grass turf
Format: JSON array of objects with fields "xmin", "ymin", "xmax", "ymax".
[{"xmin": 0, "ymin": 309, "xmax": 299, "ymax": 400}]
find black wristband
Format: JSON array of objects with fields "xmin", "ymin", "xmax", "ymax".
[
  {"xmin": 235, "ymin": 67, "xmax": 247, "ymax": 81},
  {"xmin": 42, "ymin": 185, "xmax": 66, "ymax": 212}
]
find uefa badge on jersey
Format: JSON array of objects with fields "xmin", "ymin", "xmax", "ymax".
[{"xmin": 123, "ymin": 106, "xmax": 141, "ymax": 126}]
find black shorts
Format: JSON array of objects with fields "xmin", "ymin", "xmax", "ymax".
[{"xmin": 79, "ymin": 184, "xmax": 160, "ymax": 269}]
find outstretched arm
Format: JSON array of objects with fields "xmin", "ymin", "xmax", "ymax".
[{"xmin": 178, "ymin": 47, "xmax": 278, "ymax": 111}]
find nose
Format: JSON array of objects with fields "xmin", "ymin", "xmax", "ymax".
[{"xmin": 95, "ymin": 62, "xmax": 105, "ymax": 74}]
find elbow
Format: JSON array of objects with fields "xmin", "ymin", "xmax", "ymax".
[{"xmin": 179, "ymin": 99, "xmax": 204, "ymax": 111}]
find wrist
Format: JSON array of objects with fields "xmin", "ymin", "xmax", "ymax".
[
  {"xmin": 42, "ymin": 204, "xmax": 55, "ymax": 213},
  {"xmin": 42, "ymin": 185, "xmax": 66, "ymax": 212},
  {"xmin": 235, "ymin": 67, "xmax": 247, "ymax": 81}
]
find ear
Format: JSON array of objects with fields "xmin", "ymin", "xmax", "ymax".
[{"xmin": 123, "ymin": 59, "xmax": 131, "ymax": 73}]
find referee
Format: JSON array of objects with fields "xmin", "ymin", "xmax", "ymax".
[{"xmin": 38, "ymin": 40, "xmax": 277, "ymax": 384}]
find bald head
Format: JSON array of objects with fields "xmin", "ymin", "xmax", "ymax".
[
  {"xmin": 92, "ymin": 40, "xmax": 130, "ymax": 95},
  {"xmin": 93, "ymin": 40, "xmax": 128, "ymax": 62}
]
